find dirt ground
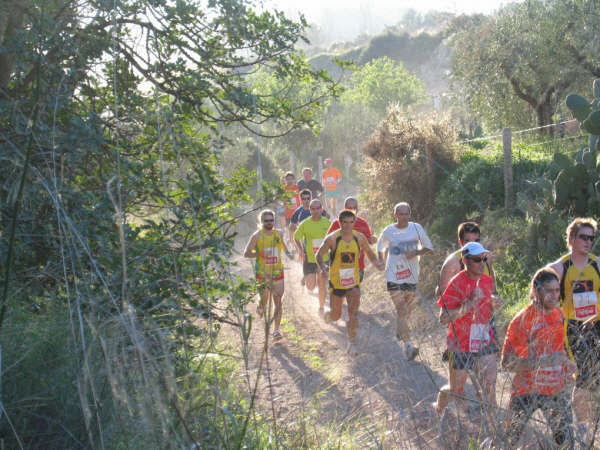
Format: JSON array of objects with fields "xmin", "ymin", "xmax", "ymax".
[{"xmin": 228, "ymin": 237, "xmax": 595, "ymax": 449}]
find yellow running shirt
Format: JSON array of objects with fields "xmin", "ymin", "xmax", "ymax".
[
  {"xmin": 329, "ymin": 231, "xmax": 361, "ymax": 290},
  {"xmin": 559, "ymin": 253, "xmax": 600, "ymax": 321},
  {"xmin": 255, "ymin": 229, "xmax": 284, "ymax": 282}
]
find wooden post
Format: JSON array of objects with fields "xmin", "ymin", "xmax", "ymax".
[{"xmin": 503, "ymin": 127, "xmax": 513, "ymax": 213}]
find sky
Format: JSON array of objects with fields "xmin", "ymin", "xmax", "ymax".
[{"xmin": 268, "ymin": 0, "xmax": 514, "ymax": 43}]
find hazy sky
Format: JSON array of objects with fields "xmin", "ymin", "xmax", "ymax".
[{"xmin": 269, "ymin": 0, "xmax": 513, "ymax": 43}]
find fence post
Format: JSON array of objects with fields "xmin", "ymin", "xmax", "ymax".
[{"xmin": 503, "ymin": 127, "xmax": 513, "ymax": 212}]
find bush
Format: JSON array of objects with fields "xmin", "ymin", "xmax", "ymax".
[{"xmin": 360, "ymin": 109, "xmax": 456, "ymax": 229}]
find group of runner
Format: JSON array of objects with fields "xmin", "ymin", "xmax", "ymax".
[{"xmin": 245, "ymin": 173, "xmax": 600, "ymax": 447}]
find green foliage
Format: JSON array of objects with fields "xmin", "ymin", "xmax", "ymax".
[
  {"xmin": 449, "ymin": 0, "xmax": 596, "ymax": 132},
  {"xmin": 566, "ymin": 79, "xmax": 600, "ymax": 154},
  {"xmin": 0, "ymin": 0, "xmax": 338, "ymax": 446},
  {"xmin": 342, "ymin": 57, "xmax": 426, "ymax": 115}
]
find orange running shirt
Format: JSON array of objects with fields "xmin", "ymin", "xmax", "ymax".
[
  {"xmin": 322, "ymin": 167, "xmax": 342, "ymax": 191},
  {"xmin": 502, "ymin": 304, "xmax": 567, "ymax": 397}
]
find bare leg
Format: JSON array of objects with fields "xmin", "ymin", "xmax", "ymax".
[
  {"xmin": 271, "ymin": 280, "xmax": 284, "ymax": 331},
  {"xmin": 390, "ymin": 290, "xmax": 414, "ymax": 341},
  {"xmin": 345, "ymin": 287, "xmax": 360, "ymax": 343},
  {"xmin": 317, "ymin": 271, "xmax": 327, "ymax": 309},
  {"xmin": 436, "ymin": 364, "xmax": 468, "ymax": 415},
  {"xmin": 305, "ymin": 273, "xmax": 317, "ymax": 291}
]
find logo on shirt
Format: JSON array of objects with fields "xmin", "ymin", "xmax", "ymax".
[{"xmin": 341, "ymin": 252, "xmax": 355, "ymax": 264}]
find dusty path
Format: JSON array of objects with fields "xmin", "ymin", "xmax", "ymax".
[
  {"xmin": 226, "ymin": 225, "xmax": 595, "ymax": 449},
  {"xmin": 230, "ymin": 241, "xmax": 530, "ymax": 449}
]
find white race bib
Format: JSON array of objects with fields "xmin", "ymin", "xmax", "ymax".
[
  {"xmin": 312, "ymin": 238, "xmax": 323, "ymax": 254},
  {"xmin": 395, "ymin": 264, "xmax": 411, "ymax": 281},
  {"xmin": 264, "ymin": 247, "xmax": 278, "ymax": 265},
  {"xmin": 573, "ymin": 291, "xmax": 597, "ymax": 320},
  {"xmin": 339, "ymin": 268, "xmax": 356, "ymax": 287},
  {"xmin": 533, "ymin": 365, "xmax": 562, "ymax": 388},
  {"xmin": 469, "ymin": 323, "xmax": 491, "ymax": 352}
]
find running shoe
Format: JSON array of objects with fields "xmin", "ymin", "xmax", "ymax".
[
  {"xmin": 405, "ymin": 343, "xmax": 419, "ymax": 361},
  {"xmin": 272, "ymin": 329, "xmax": 283, "ymax": 340},
  {"xmin": 346, "ymin": 341, "xmax": 359, "ymax": 356}
]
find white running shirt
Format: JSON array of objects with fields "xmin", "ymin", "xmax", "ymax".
[{"xmin": 377, "ymin": 222, "xmax": 433, "ymax": 284}]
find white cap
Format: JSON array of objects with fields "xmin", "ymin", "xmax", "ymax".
[{"xmin": 461, "ymin": 242, "xmax": 489, "ymax": 257}]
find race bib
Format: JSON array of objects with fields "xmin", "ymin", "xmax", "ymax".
[
  {"xmin": 312, "ymin": 239, "xmax": 323, "ymax": 254},
  {"xmin": 533, "ymin": 365, "xmax": 562, "ymax": 388},
  {"xmin": 264, "ymin": 247, "xmax": 278, "ymax": 265},
  {"xmin": 339, "ymin": 268, "xmax": 356, "ymax": 287},
  {"xmin": 469, "ymin": 323, "xmax": 491, "ymax": 352},
  {"xmin": 395, "ymin": 265, "xmax": 411, "ymax": 281},
  {"xmin": 573, "ymin": 291, "xmax": 597, "ymax": 320}
]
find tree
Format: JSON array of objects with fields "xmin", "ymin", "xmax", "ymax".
[
  {"xmin": 342, "ymin": 57, "xmax": 425, "ymax": 115},
  {"xmin": 449, "ymin": 1, "xmax": 594, "ymax": 132},
  {"xmin": 0, "ymin": 0, "xmax": 337, "ymax": 446}
]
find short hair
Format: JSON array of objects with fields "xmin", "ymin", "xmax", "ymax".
[
  {"xmin": 338, "ymin": 209, "xmax": 357, "ymax": 222},
  {"xmin": 259, "ymin": 209, "xmax": 275, "ymax": 223},
  {"xmin": 302, "ymin": 167, "xmax": 312, "ymax": 173},
  {"xmin": 285, "ymin": 171, "xmax": 295, "ymax": 178},
  {"xmin": 344, "ymin": 196, "xmax": 358, "ymax": 208},
  {"xmin": 299, "ymin": 189, "xmax": 311, "ymax": 198},
  {"xmin": 566, "ymin": 217, "xmax": 597, "ymax": 248},
  {"xmin": 531, "ymin": 267, "xmax": 560, "ymax": 298},
  {"xmin": 458, "ymin": 221, "xmax": 481, "ymax": 243},
  {"xmin": 394, "ymin": 202, "xmax": 411, "ymax": 214},
  {"xmin": 309, "ymin": 198, "xmax": 322, "ymax": 208}
]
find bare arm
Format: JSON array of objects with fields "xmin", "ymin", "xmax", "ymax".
[
  {"xmin": 316, "ymin": 235, "xmax": 334, "ymax": 272},
  {"xmin": 357, "ymin": 232, "xmax": 384, "ymax": 270},
  {"xmin": 501, "ymin": 350, "xmax": 575, "ymax": 373},
  {"xmin": 437, "ymin": 257, "xmax": 461, "ymax": 297},
  {"xmin": 243, "ymin": 232, "xmax": 260, "ymax": 258}
]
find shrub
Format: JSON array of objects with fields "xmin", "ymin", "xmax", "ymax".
[{"xmin": 360, "ymin": 108, "xmax": 456, "ymax": 229}]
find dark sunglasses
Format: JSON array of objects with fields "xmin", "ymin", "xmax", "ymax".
[
  {"xmin": 467, "ymin": 256, "xmax": 487, "ymax": 263},
  {"xmin": 578, "ymin": 234, "xmax": 595, "ymax": 242},
  {"xmin": 263, "ymin": 219, "xmax": 274, "ymax": 223}
]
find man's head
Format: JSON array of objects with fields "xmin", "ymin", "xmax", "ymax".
[
  {"xmin": 457, "ymin": 221, "xmax": 481, "ymax": 246},
  {"xmin": 344, "ymin": 196, "xmax": 358, "ymax": 212},
  {"xmin": 284, "ymin": 171, "xmax": 295, "ymax": 186},
  {"xmin": 393, "ymin": 202, "xmax": 411, "ymax": 226},
  {"xmin": 531, "ymin": 267, "xmax": 560, "ymax": 312},
  {"xmin": 324, "ymin": 157, "xmax": 332, "ymax": 168},
  {"xmin": 299, "ymin": 189, "xmax": 311, "ymax": 207},
  {"xmin": 566, "ymin": 217, "xmax": 597, "ymax": 253},
  {"xmin": 339, "ymin": 209, "xmax": 357, "ymax": 233},
  {"xmin": 259, "ymin": 209, "xmax": 275, "ymax": 230},
  {"xmin": 309, "ymin": 198, "xmax": 322, "ymax": 219},
  {"xmin": 461, "ymin": 242, "xmax": 489, "ymax": 277},
  {"xmin": 302, "ymin": 167, "xmax": 312, "ymax": 182}
]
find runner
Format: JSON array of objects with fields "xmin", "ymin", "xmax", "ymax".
[
  {"xmin": 321, "ymin": 158, "xmax": 342, "ymax": 216},
  {"xmin": 501, "ymin": 267, "xmax": 576, "ymax": 448},
  {"xmin": 316, "ymin": 209, "xmax": 384, "ymax": 355},
  {"xmin": 293, "ymin": 199, "xmax": 331, "ymax": 313},
  {"xmin": 377, "ymin": 202, "xmax": 433, "ymax": 359},
  {"xmin": 289, "ymin": 189, "xmax": 328, "ymax": 234},
  {"xmin": 548, "ymin": 217, "xmax": 600, "ymax": 443},
  {"xmin": 297, "ymin": 167, "xmax": 323, "ymax": 201},
  {"xmin": 327, "ymin": 197, "xmax": 377, "ymax": 283},
  {"xmin": 243, "ymin": 209, "xmax": 293, "ymax": 340},
  {"xmin": 282, "ymin": 171, "xmax": 300, "ymax": 245},
  {"xmin": 437, "ymin": 221, "xmax": 496, "ymax": 298},
  {"xmin": 434, "ymin": 242, "xmax": 503, "ymax": 419}
]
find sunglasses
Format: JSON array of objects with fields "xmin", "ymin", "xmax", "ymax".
[
  {"xmin": 578, "ymin": 234, "xmax": 595, "ymax": 242},
  {"xmin": 263, "ymin": 219, "xmax": 274, "ymax": 223},
  {"xmin": 467, "ymin": 256, "xmax": 487, "ymax": 263}
]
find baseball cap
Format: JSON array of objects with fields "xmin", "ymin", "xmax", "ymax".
[
  {"xmin": 324, "ymin": 157, "xmax": 332, "ymax": 163},
  {"xmin": 461, "ymin": 242, "xmax": 489, "ymax": 257}
]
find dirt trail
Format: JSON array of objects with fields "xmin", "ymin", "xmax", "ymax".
[{"xmin": 231, "ymin": 243, "xmax": 526, "ymax": 449}]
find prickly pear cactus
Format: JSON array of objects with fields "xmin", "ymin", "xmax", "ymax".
[{"xmin": 566, "ymin": 79, "xmax": 600, "ymax": 153}]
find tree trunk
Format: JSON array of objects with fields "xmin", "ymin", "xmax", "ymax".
[
  {"xmin": 0, "ymin": 1, "xmax": 26, "ymax": 91},
  {"xmin": 535, "ymin": 100, "xmax": 555, "ymax": 135}
]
